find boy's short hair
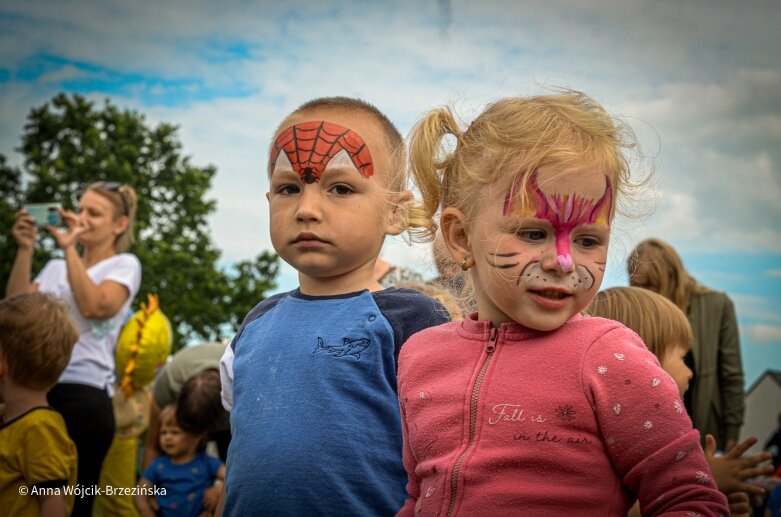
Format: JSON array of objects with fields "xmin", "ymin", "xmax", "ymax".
[
  {"xmin": 176, "ymin": 369, "xmax": 224, "ymax": 435},
  {"xmin": 586, "ymin": 286, "xmax": 692, "ymax": 360},
  {"xmin": 0, "ymin": 292, "xmax": 79, "ymax": 390}
]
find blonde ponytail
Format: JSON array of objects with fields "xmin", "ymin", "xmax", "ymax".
[{"xmin": 407, "ymin": 108, "xmax": 464, "ymax": 242}]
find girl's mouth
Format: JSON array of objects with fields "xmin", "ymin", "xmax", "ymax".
[{"xmin": 532, "ymin": 289, "xmax": 570, "ymax": 300}]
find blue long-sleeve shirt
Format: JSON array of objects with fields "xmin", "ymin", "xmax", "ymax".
[{"xmin": 220, "ymin": 288, "xmax": 449, "ymax": 516}]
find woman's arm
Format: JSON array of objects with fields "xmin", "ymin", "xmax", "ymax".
[
  {"xmin": 213, "ymin": 484, "xmax": 226, "ymax": 517},
  {"xmin": 45, "ymin": 208, "xmax": 132, "ymax": 319},
  {"xmin": 134, "ymin": 477, "xmax": 159, "ymax": 517},
  {"xmin": 203, "ymin": 465, "xmax": 227, "ymax": 513},
  {"xmin": 6, "ymin": 211, "xmax": 38, "ymax": 296},
  {"xmin": 142, "ymin": 399, "xmax": 161, "ymax": 470},
  {"xmin": 62, "ymin": 245, "xmax": 130, "ymax": 319},
  {"xmin": 38, "ymin": 493, "xmax": 67, "ymax": 517}
]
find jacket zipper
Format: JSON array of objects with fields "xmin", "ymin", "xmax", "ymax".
[{"xmin": 446, "ymin": 326, "xmax": 498, "ymax": 517}]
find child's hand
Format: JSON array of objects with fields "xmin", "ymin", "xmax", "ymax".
[
  {"xmin": 727, "ymin": 491, "xmax": 750, "ymax": 517},
  {"xmin": 704, "ymin": 434, "xmax": 774, "ymax": 495}
]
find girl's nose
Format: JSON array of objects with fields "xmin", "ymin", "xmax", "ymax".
[
  {"xmin": 540, "ymin": 246, "xmax": 575, "ymax": 274},
  {"xmin": 557, "ymin": 254, "xmax": 574, "ymax": 272}
]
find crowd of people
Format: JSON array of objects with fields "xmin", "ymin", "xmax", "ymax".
[{"xmin": 1, "ymin": 91, "xmax": 779, "ymax": 516}]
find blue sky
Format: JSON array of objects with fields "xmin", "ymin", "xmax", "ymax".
[{"xmin": 1, "ymin": 0, "xmax": 779, "ymax": 386}]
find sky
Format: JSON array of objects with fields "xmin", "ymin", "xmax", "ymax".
[{"xmin": 1, "ymin": 0, "xmax": 779, "ymax": 387}]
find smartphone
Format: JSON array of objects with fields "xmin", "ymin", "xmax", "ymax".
[{"xmin": 23, "ymin": 202, "xmax": 63, "ymax": 227}]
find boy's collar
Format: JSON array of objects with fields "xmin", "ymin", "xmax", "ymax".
[{"xmin": 291, "ymin": 288, "xmax": 373, "ymax": 301}]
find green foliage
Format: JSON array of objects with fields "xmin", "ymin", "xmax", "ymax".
[
  {"xmin": 0, "ymin": 156, "xmax": 25, "ymax": 285},
  {"xmin": 1, "ymin": 93, "xmax": 278, "ymax": 350}
]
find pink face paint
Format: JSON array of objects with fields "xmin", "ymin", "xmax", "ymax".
[
  {"xmin": 503, "ymin": 171, "xmax": 613, "ymax": 272},
  {"xmin": 269, "ymin": 121, "xmax": 374, "ymax": 183}
]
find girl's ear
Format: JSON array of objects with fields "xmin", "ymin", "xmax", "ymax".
[
  {"xmin": 440, "ymin": 207, "xmax": 470, "ymax": 263},
  {"xmin": 384, "ymin": 190, "xmax": 413, "ymax": 236}
]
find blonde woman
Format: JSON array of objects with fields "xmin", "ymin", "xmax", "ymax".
[{"xmin": 7, "ymin": 181, "xmax": 142, "ymax": 517}]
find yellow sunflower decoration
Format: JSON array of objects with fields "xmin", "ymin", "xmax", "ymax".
[
  {"xmin": 95, "ymin": 294, "xmax": 172, "ymax": 517},
  {"xmin": 115, "ymin": 293, "xmax": 173, "ymax": 397}
]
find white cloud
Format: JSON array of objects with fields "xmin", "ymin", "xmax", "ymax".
[
  {"xmin": 767, "ymin": 269, "xmax": 781, "ymax": 278},
  {"xmin": 618, "ymin": 67, "xmax": 781, "ymax": 254},
  {"xmin": 732, "ymin": 295, "xmax": 781, "ymax": 323},
  {"xmin": 645, "ymin": 191, "xmax": 702, "ymax": 241},
  {"xmin": 2, "ymin": 0, "xmax": 780, "ymax": 269},
  {"xmin": 742, "ymin": 324, "xmax": 781, "ymax": 345}
]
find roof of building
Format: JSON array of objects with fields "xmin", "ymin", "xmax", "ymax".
[{"xmin": 747, "ymin": 369, "xmax": 781, "ymax": 396}]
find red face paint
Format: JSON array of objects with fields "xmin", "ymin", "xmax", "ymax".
[{"xmin": 269, "ymin": 121, "xmax": 374, "ymax": 183}]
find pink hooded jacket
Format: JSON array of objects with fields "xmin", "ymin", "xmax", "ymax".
[{"xmin": 397, "ymin": 314, "xmax": 728, "ymax": 516}]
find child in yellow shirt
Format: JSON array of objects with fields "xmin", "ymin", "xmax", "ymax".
[{"xmin": 0, "ymin": 292, "xmax": 79, "ymax": 516}]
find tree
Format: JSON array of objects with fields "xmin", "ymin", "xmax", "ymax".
[
  {"xmin": 0, "ymin": 155, "xmax": 25, "ymax": 285},
  {"xmin": 1, "ymin": 93, "xmax": 279, "ymax": 349}
]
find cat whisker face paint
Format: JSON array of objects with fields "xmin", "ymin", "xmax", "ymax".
[
  {"xmin": 269, "ymin": 121, "xmax": 374, "ymax": 182},
  {"xmin": 466, "ymin": 165, "xmax": 613, "ymax": 330}
]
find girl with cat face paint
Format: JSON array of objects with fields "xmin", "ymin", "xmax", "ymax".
[{"xmin": 395, "ymin": 92, "xmax": 729, "ymax": 516}]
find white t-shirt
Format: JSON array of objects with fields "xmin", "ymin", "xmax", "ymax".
[{"xmin": 36, "ymin": 253, "xmax": 142, "ymax": 392}]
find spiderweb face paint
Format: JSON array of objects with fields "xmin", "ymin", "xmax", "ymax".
[
  {"xmin": 270, "ymin": 121, "xmax": 374, "ymax": 183},
  {"xmin": 503, "ymin": 170, "xmax": 612, "ymax": 272}
]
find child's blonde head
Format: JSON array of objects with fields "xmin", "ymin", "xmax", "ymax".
[
  {"xmin": 159, "ymin": 403, "xmax": 206, "ymax": 451},
  {"xmin": 0, "ymin": 292, "xmax": 79, "ymax": 390},
  {"xmin": 408, "ymin": 91, "xmax": 638, "ymax": 240},
  {"xmin": 159, "ymin": 403, "xmax": 178, "ymax": 428},
  {"xmin": 586, "ymin": 286, "xmax": 692, "ymax": 360}
]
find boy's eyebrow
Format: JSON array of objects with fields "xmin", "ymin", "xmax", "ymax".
[
  {"xmin": 269, "ymin": 169, "xmax": 300, "ymax": 182},
  {"xmin": 320, "ymin": 167, "xmax": 366, "ymax": 180}
]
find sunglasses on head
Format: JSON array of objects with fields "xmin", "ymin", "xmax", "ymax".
[{"xmin": 92, "ymin": 181, "xmax": 129, "ymax": 215}]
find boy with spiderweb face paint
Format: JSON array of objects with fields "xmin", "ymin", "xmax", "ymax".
[
  {"xmin": 395, "ymin": 92, "xmax": 729, "ymax": 516},
  {"xmin": 218, "ymin": 97, "xmax": 449, "ymax": 516}
]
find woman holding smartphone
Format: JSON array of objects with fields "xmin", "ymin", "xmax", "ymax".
[{"xmin": 7, "ymin": 182, "xmax": 142, "ymax": 517}]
